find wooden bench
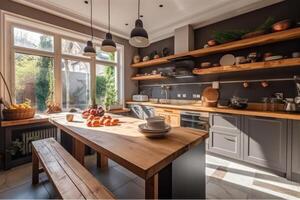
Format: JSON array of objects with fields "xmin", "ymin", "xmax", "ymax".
[{"xmin": 32, "ymin": 138, "xmax": 115, "ymax": 199}]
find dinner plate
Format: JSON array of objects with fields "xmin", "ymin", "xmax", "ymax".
[{"xmin": 138, "ymin": 124, "xmax": 171, "ymax": 138}]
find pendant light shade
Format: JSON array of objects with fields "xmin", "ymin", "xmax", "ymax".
[
  {"xmin": 83, "ymin": 0, "xmax": 96, "ymax": 56},
  {"xmin": 101, "ymin": 0, "xmax": 116, "ymax": 53},
  {"xmin": 129, "ymin": 0, "xmax": 149, "ymax": 48},
  {"xmin": 102, "ymin": 33, "xmax": 116, "ymax": 52}
]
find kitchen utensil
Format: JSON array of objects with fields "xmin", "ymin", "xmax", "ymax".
[
  {"xmin": 235, "ymin": 56, "xmax": 247, "ymax": 65},
  {"xmin": 264, "ymin": 55, "xmax": 283, "ymax": 61},
  {"xmin": 292, "ymin": 52, "xmax": 300, "ymax": 58},
  {"xmin": 133, "ymin": 55, "xmax": 141, "ymax": 64},
  {"xmin": 220, "ymin": 54, "xmax": 235, "ymax": 66},
  {"xmin": 138, "ymin": 124, "xmax": 171, "ymax": 138},
  {"xmin": 132, "ymin": 95, "xmax": 149, "ymax": 102},
  {"xmin": 247, "ymin": 52, "xmax": 260, "ymax": 63},
  {"xmin": 202, "ymin": 86, "xmax": 219, "ymax": 102},
  {"xmin": 200, "ymin": 62, "xmax": 211, "ymax": 68},
  {"xmin": 284, "ymin": 98, "xmax": 296, "ymax": 112},
  {"xmin": 207, "ymin": 40, "xmax": 217, "ymax": 47},
  {"xmin": 230, "ymin": 96, "xmax": 248, "ymax": 110},
  {"xmin": 66, "ymin": 114, "xmax": 74, "ymax": 122},
  {"xmin": 142, "ymin": 56, "xmax": 150, "ymax": 62},
  {"xmin": 272, "ymin": 19, "xmax": 292, "ymax": 32}
]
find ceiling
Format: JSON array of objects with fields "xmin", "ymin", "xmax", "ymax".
[{"xmin": 13, "ymin": 0, "xmax": 283, "ymax": 43}]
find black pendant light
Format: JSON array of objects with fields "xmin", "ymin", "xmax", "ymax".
[
  {"xmin": 83, "ymin": 0, "xmax": 96, "ymax": 56},
  {"xmin": 129, "ymin": 0, "xmax": 149, "ymax": 48},
  {"xmin": 101, "ymin": 0, "xmax": 116, "ymax": 52}
]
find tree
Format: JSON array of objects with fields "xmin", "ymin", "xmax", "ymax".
[{"xmin": 36, "ymin": 35, "xmax": 53, "ymax": 111}]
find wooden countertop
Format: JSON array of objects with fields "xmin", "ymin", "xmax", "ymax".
[
  {"xmin": 126, "ymin": 101, "xmax": 300, "ymax": 120},
  {"xmin": 49, "ymin": 114, "xmax": 208, "ymax": 179}
]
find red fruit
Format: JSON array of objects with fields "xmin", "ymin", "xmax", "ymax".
[
  {"xmin": 86, "ymin": 120, "xmax": 93, "ymax": 127},
  {"xmin": 90, "ymin": 109, "xmax": 97, "ymax": 115},
  {"xmin": 87, "ymin": 115, "xmax": 95, "ymax": 121},
  {"xmin": 82, "ymin": 111, "xmax": 90, "ymax": 119},
  {"xmin": 92, "ymin": 120, "xmax": 101, "ymax": 127}
]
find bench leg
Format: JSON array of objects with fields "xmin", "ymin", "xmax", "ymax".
[
  {"xmin": 97, "ymin": 152, "xmax": 108, "ymax": 169},
  {"xmin": 73, "ymin": 139, "xmax": 85, "ymax": 165},
  {"xmin": 145, "ymin": 174, "xmax": 158, "ymax": 199},
  {"xmin": 32, "ymin": 150, "xmax": 39, "ymax": 185}
]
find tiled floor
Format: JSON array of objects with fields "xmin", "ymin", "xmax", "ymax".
[{"xmin": 0, "ymin": 154, "xmax": 299, "ymax": 199}]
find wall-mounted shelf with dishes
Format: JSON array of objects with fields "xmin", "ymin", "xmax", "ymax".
[
  {"xmin": 130, "ymin": 27, "xmax": 300, "ymax": 68},
  {"xmin": 131, "ymin": 74, "xmax": 167, "ymax": 81},
  {"xmin": 192, "ymin": 58, "xmax": 300, "ymax": 75}
]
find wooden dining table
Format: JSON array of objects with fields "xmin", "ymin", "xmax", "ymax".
[{"xmin": 49, "ymin": 114, "xmax": 209, "ymax": 199}]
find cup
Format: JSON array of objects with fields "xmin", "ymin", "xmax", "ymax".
[
  {"xmin": 146, "ymin": 117, "xmax": 166, "ymax": 130},
  {"xmin": 235, "ymin": 56, "xmax": 246, "ymax": 65},
  {"xmin": 66, "ymin": 114, "xmax": 74, "ymax": 122}
]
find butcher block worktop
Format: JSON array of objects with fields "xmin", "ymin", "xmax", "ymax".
[{"xmin": 126, "ymin": 101, "xmax": 300, "ymax": 120}]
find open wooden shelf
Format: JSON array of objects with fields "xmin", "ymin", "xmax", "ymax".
[
  {"xmin": 130, "ymin": 27, "xmax": 300, "ymax": 68},
  {"xmin": 192, "ymin": 58, "xmax": 300, "ymax": 75},
  {"xmin": 131, "ymin": 74, "xmax": 167, "ymax": 81}
]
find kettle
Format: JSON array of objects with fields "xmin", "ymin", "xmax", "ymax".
[{"xmin": 284, "ymin": 98, "xmax": 296, "ymax": 112}]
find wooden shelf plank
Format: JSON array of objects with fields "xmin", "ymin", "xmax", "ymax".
[
  {"xmin": 193, "ymin": 58, "xmax": 300, "ymax": 75},
  {"xmin": 131, "ymin": 74, "xmax": 167, "ymax": 81},
  {"xmin": 130, "ymin": 28, "xmax": 300, "ymax": 68}
]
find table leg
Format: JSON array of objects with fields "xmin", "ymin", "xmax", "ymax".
[
  {"xmin": 73, "ymin": 139, "xmax": 85, "ymax": 165},
  {"xmin": 32, "ymin": 150, "xmax": 39, "ymax": 185},
  {"xmin": 97, "ymin": 152, "xmax": 108, "ymax": 169},
  {"xmin": 145, "ymin": 174, "xmax": 158, "ymax": 199}
]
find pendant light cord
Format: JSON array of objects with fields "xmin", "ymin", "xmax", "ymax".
[
  {"xmin": 138, "ymin": 0, "xmax": 140, "ymax": 19},
  {"xmin": 108, "ymin": 0, "xmax": 110, "ymax": 33},
  {"xmin": 90, "ymin": 0, "xmax": 94, "ymax": 40}
]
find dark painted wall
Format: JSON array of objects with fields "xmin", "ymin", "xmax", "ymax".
[{"xmin": 138, "ymin": 0, "xmax": 300, "ymax": 102}]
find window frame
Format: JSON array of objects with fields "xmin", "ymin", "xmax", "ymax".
[{"xmin": 3, "ymin": 12, "xmax": 124, "ymax": 111}]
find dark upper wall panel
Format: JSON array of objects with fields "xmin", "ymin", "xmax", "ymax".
[
  {"xmin": 194, "ymin": 0, "xmax": 300, "ymax": 49},
  {"xmin": 139, "ymin": 37, "xmax": 174, "ymax": 58}
]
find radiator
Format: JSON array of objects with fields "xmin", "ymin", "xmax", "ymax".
[{"xmin": 21, "ymin": 127, "xmax": 57, "ymax": 155}]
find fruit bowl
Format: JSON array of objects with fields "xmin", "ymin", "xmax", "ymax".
[{"xmin": 3, "ymin": 108, "xmax": 35, "ymax": 120}]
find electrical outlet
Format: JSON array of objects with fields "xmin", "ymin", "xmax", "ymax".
[
  {"xmin": 196, "ymin": 94, "xmax": 201, "ymax": 98},
  {"xmin": 177, "ymin": 94, "xmax": 181, "ymax": 98},
  {"xmin": 193, "ymin": 94, "xmax": 197, "ymax": 98},
  {"xmin": 212, "ymin": 81, "xmax": 219, "ymax": 89},
  {"xmin": 182, "ymin": 94, "xmax": 187, "ymax": 98}
]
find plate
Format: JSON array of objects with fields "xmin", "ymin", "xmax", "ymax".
[
  {"xmin": 138, "ymin": 124, "xmax": 171, "ymax": 138},
  {"xmin": 220, "ymin": 54, "xmax": 235, "ymax": 66}
]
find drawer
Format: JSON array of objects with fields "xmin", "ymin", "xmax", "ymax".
[
  {"xmin": 208, "ymin": 130, "xmax": 241, "ymax": 159},
  {"xmin": 210, "ymin": 113, "xmax": 241, "ymax": 133},
  {"xmin": 155, "ymin": 108, "xmax": 180, "ymax": 115}
]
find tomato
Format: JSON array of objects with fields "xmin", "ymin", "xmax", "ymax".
[
  {"xmin": 92, "ymin": 120, "xmax": 101, "ymax": 127},
  {"xmin": 90, "ymin": 109, "xmax": 97, "ymax": 116},
  {"xmin": 87, "ymin": 115, "xmax": 95, "ymax": 121},
  {"xmin": 86, "ymin": 120, "xmax": 93, "ymax": 127}
]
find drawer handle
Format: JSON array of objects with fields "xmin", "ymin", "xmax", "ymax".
[
  {"xmin": 164, "ymin": 110, "xmax": 174, "ymax": 113},
  {"xmin": 224, "ymin": 137, "xmax": 236, "ymax": 142}
]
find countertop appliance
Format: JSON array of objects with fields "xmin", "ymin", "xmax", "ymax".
[
  {"xmin": 132, "ymin": 95, "xmax": 149, "ymax": 102},
  {"xmin": 180, "ymin": 111, "xmax": 209, "ymax": 132}
]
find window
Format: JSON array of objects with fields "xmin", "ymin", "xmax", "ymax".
[
  {"xmin": 8, "ymin": 19, "xmax": 124, "ymax": 113},
  {"xmin": 14, "ymin": 27, "xmax": 54, "ymax": 52},
  {"xmin": 96, "ymin": 64, "xmax": 117, "ymax": 105},
  {"xmin": 61, "ymin": 59, "xmax": 90, "ymax": 110},
  {"xmin": 15, "ymin": 53, "xmax": 54, "ymax": 112}
]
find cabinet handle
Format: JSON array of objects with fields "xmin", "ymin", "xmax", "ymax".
[
  {"xmin": 224, "ymin": 137, "xmax": 236, "ymax": 142},
  {"xmin": 163, "ymin": 110, "xmax": 174, "ymax": 113}
]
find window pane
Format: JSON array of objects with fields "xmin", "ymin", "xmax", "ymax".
[
  {"xmin": 95, "ymin": 46, "xmax": 117, "ymax": 62},
  {"xmin": 15, "ymin": 53, "xmax": 54, "ymax": 112},
  {"xmin": 14, "ymin": 27, "xmax": 54, "ymax": 52},
  {"xmin": 96, "ymin": 64, "xmax": 118, "ymax": 106},
  {"xmin": 62, "ymin": 38, "xmax": 86, "ymax": 57},
  {"xmin": 61, "ymin": 59, "xmax": 90, "ymax": 110}
]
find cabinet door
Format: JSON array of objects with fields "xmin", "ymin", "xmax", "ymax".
[
  {"xmin": 209, "ymin": 113, "xmax": 242, "ymax": 159},
  {"xmin": 243, "ymin": 116, "xmax": 287, "ymax": 172},
  {"xmin": 291, "ymin": 120, "xmax": 300, "ymax": 182},
  {"xmin": 169, "ymin": 114, "xmax": 180, "ymax": 127}
]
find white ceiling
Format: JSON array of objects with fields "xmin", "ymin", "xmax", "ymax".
[{"xmin": 13, "ymin": 0, "xmax": 283, "ymax": 43}]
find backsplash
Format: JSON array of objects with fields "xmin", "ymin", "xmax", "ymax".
[{"xmin": 137, "ymin": 0, "xmax": 300, "ymax": 103}]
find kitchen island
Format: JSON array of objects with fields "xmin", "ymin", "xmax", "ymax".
[{"xmin": 49, "ymin": 114, "xmax": 208, "ymax": 199}]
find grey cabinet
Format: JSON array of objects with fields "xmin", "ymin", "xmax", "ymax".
[
  {"xmin": 208, "ymin": 113, "xmax": 242, "ymax": 159},
  {"xmin": 243, "ymin": 116, "xmax": 287, "ymax": 173},
  {"xmin": 290, "ymin": 120, "xmax": 300, "ymax": 182}
]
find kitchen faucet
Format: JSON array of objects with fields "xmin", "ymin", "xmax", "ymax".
[{"xmin": 160, "ymin": 85, "xmax": 171, "ymax": 104}]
